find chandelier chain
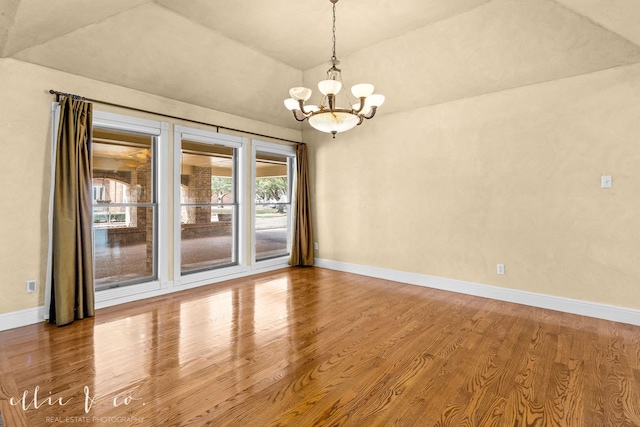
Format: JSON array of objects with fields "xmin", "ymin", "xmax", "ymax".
[{"xmin": 331, "ymin": 2, "xmax": 337, "ymax": 62}]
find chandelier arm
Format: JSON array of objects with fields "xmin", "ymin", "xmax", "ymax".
[
  {"xmin": 362, "ymin": 106, "xmax": 378, "ymax": 120},
  {"xmin": 297, "ymin": 100, "xmax": 314, "ymax": 116},
  {"xmin": 292, "ymin": 110, "xmax": 308, "ymax": 122},
  {"xmin": 353, "ymin": 97, "xmax": 366, "ymax": 114}
]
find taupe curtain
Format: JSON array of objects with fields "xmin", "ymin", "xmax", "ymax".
[
  {"xmin": 50, "ymin": 97, "xmax": 95, "ymax": 326},
  {"xmin": 290, "ymin": 143, "xmax": 314, "ymax": 266}
]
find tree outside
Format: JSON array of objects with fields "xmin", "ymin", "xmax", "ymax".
[
  {"xmin": 211, "ymin": 176, "xmax": 233, "ymax": 205},
  {"xmin": 256, "ymin": 177, "xmax": 287, "ymax": 213}
]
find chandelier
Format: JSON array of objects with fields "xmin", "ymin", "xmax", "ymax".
[{"xmin": 284, "ymin": 0, "xmax": 385, "ymax": 138}]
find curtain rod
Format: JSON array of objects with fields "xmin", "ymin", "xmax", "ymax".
[{"xmin": 49, "ymin": 89, "xmax": 303, "ymax": 145}]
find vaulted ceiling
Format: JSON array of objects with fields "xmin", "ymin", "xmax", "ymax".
[{"xmin": 2, "ymin": 0, "xmax": 640, "ymax": 130}]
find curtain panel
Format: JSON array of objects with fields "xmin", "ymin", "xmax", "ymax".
[
  {"xmin": 50, "ymin": 97, "xmax": 95, "ymax": 326},
  {"xmin": 290, "ymin": 143, "xmax": 314, "ymax": 267}
]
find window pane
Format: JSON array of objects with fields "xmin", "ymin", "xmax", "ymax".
[
  {"xmin": 255, "ymin": 215, "xmax": 288, "ymax": 260},
  {"xmin": 181, "ymin": 207, "xmax": 236, "ymax": 272},
  {"xmin": 182, "ymin": 141, "xmax": 234, "ymax": 203},
  {"xmin": 93, "ymin": 129, "xmax": 153, "ymax": 201},
  {"xmin": 92, "ymin": 128, "xmax": 156, "ymax": 290},
  {"xmin": 255, "ymin": 153, "xmax": 291, "ymax": 261},
  {"xmin": 94, "ymin": 206, "xmax": 155, "ymax": 289},
  {"xmin": 181, "ymin": 139, "xmax": 237, "ymax": 274}
]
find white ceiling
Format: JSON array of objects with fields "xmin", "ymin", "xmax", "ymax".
[{"xmin": 2, "ymin": 0, "xmax": 640, "ymax": 130}]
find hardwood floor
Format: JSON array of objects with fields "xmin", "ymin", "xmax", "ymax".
[{"xmin": 1, "ymin": 267, "xmax": 639, "ymax": 426}]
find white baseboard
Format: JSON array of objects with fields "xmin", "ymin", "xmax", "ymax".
[
  {"xmin": 1, "ymin": 264, "xmax": 292, "ymax": 331},
  {"xmin": 314, "ymin": 258, "xmax": 640, "ymax": 327},
  {"xmin": 0, "ymin": 306, "xmax": 47, "ymax": 332},
  {"xmin": 4, "ymin": 262, "xmax": 637, "ymax": 330}
]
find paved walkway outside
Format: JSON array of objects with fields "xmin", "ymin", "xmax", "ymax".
[{"xmin": 95, "ymin": 228, "xmax": 287, "ymax": 289}]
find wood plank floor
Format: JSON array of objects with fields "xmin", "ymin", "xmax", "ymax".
[{"xmin": 1, "ymin": 267, "xmax": 639, "ymax": 426}]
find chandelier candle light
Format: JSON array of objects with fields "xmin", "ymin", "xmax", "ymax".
[{"xmin": 284, "ymin": 0, "xmax": 385, "ymax": 138}]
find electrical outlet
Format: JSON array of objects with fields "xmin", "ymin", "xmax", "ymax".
[
  {"xmin": 314, "ymin": 242, "xmax": 319, "ymax": 250},
  {"xmin": 26, "ymin": 279, "xmax": 37, "ymax": 293},
  {"xmin": 601, "ymin": 176, "xmax": 612, "ymax": 188},
  {"xmin": 497, "ymin": 264, "xmax": 505, "ymax": 275}
]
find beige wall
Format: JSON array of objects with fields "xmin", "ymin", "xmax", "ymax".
[
  {"xmin": 306, "ymin": 60, "xmax": 640, "ymax": 310},
  {"xmin": 3, "ymin": 0, "xmax": 640, "ymax": 318},
  {"xmin": 301, "ymin": 0, "xmax": 640, "ymax": 312},
  {"xmin": 0, "ymin": 58, "xmax": 300, "ymax": 315}
]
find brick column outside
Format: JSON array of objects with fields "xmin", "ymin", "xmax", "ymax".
[
  {"xmin": 135, "ymin": 164, "xmax": 153, "ymax": 275},
  {"xmin": 192, "ymin": 166, "xmax": 212, "ymax": 224}
]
